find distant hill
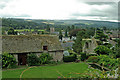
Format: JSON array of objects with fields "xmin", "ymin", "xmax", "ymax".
[{"xmin": 2, "ymin": 18, "xmax": 119, "ymax": 30}]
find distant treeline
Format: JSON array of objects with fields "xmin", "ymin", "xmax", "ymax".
[{"xmin": 2, "ymin": 18, "xmax": 119, "ymax": 32}]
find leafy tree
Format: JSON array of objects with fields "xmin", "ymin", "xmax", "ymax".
[
  {"xmin": 67, "ymin": 26, "xmax": 71, "ymax": 31},
  {"xmin": 41, "ymin": 31, "xmax": 44, "ymax": 34},
  {"xmin": 65, "ymin": 29, "xmax": 68, "ymax": 37},
  {"xmin": 71, "ymin": 25, "xmax": 75, "ymax": 30},
  {"xmin": 59, "ymin": 30, "xmax": 63, "ymax": 40},
  {"xmin": 94, "ymin": 45, "xmax": 112, "ymax": 55},
  {"xmin": 8, "ymin": 28, "xmax": 15, "ymax": 35},
  {"xmin": 46, "ymin": 25, "xmax": 50, "ymax": 32},
  {"xmin": 72, "ymin": 31, "xmax": 86, "ymax": 54},
  {"xmin": 69, "ymin": 29, "xmax": 85, "ymax": 37},
  {"xmin": 95, "ymin": 29, "xmax": 108, "ymax": 41}
]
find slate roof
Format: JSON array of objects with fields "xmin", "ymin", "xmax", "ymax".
[{"xmin": 2, "ymin": 35, "xmax": 64, "ymax": 53}]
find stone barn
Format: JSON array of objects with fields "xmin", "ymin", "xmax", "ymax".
[{"xmin": 2, "ymin": 35, "xmax": 64, "ymax": 65}]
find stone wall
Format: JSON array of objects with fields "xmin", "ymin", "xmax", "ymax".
[{"xmin": 83, "ymin": 38, "xmax": 98, "ymax": 54}]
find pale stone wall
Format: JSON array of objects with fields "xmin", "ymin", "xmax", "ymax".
[
  {"xmin": 49, "ymin": 51, "xmax": 63, "ymax": 61},
  {"xmin": 13, "ymin": 54, "xmax": 18, "ymax": 65},
  {"xmin": 83, "ymin": 38, "xmax": 98, "ymax": 54}
]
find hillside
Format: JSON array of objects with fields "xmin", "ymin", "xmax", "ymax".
[{"xmin": 2, "ymin": 18, "xmax": 119, "ymax": 30}]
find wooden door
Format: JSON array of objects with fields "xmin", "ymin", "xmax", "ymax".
[{"xmin": 18, "ymin": 54, "xmax": 27, "ymax": 65}]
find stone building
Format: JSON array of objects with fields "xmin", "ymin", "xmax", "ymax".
[
  {"xmin": 2, "ymin": 35, "xmax": 64, "ymax": 65},
  {"xmin": 82, "ymin": 37, "xmax": 98, "ymax": 54},
  {"xmin": 50, "ymin": 27, "xmax": 55, "ymax": 33}
]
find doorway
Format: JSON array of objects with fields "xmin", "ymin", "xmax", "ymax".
[{"xmin": 18, "ymin": 53, "xmax": 27, "ymax": 65}]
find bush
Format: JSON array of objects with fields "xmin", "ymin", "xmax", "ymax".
[
  {"xmin": 2, "ymin": 53, "xmax": 17, "ymax": 68},
  {"xmin": 63, "ymin": 54, "xmax": 77, "ymax": 62},
  {"xmin": 94, "ymin": 45, "xmax": 112, "ymax": 55},
  {"xmin": 39, "ymin": 53, "xmax": 53, "ymax": 64},
  {"xmin": 86, "ymin": 56, "xmax": 99, "ymax": 63},
  {"xmin": 80, "ymin": 52, "xmax": 88, "ymax": 61},
  {"xmin": 98, "ymin": 55, "xmax": 118, "ymax": 69},
  {"xmin": 27, "ymin": 53, "xmax": 39, "ymax": 66}
]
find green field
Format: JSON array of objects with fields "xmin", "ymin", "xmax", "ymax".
[
  {"xmin": 14, "ymin": 29, "xmax": 45, "ymax": 32},
  {"xmin": 2, "ymin": 62, "xmax": 101, "ymax": 78}
]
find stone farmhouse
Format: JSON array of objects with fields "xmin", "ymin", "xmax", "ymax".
[{"xmin": 2, "ymin": 35, "xmax": 64, "ymax": 65}]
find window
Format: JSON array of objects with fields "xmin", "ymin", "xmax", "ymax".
[
  {"xmin": 43, "ymin": 46, "xmax": 48, "ymax": 50},
  {"xmin": 86, "ymin": 42, "xmax": 89, "ymax": 48}
]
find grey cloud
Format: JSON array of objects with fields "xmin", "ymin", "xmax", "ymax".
[
  {"xmin": 0, "ymin": 14, "xmax": 30, "ymax": 18},
  {"xmin": 71, "ymin": 2, "xmax": 118, "ymax": 21},
  {"xmin": 85, "ymin": 2, "xmax": 117, "ymax": 5},
  {"xmin": 0, "ymin": 0, "xmax": 14, "ymax": 9},
  {"xmin": 0, "ymin": 4, "xmax": 6, "ymax": 9},
  {"xmin": 0, "ymin": 0, "xmax": 13, "ymax": 2}
]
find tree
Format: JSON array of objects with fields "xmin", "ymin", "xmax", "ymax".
[
  {"xmin": 67, "ymin": 26, "xmax": 71, "ymax": 31},
  {"xmin": 65, "ymin": 29, "xmax": 68, "ymax": 37},
  {"xmin": 59, "ymin": 30, "xmax": 63, "ymax": 40},
  {"xmin": 8, "ymin": 27, "xmax": 17, "ymax": 35},
  {"xmin": 41, "ymin": 31, "xmax": 44, "ymax": 34},
  {"xmin": 46, "ymin": 25, "xmax": 50, "ymax": 32},
  {"xmin": 94, "ymin": 45, "xmax": 112, "ymax": 55},
  {"xmin": 95, "ymin": 29, "xmax": 108, "ymax": 41},
  {"xmin": 71, "ymin": 25, "xmax": 75, "ymax": 30},
  {"xmin": 69, "ymin": 29, "xmax": 85, "ymax": 37},
  {"xmin": 72, "ymin": 31, "xmax": 86, "ymax": 54}
]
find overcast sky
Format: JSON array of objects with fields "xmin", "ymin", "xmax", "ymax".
[{"xmin": 0, "ymin": 0, "xmax": 119, "ymax": 22}]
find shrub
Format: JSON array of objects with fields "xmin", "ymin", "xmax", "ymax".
[
  {"xmin": 94, "ymin": 45, "xmax": 112, "ymax": 55},
  {"xmin": 39, "ymin": 53, "xmax": 53, "ymax": 64},
  {"xmin": 80, "ymin": 52, "xmax": 88, "ymax": 61},
  {"xmin": 98, "ymin": 55, "xmax": 118, "ymax": 69},
  {"xmin": 63, "ymin": 54, "xmax": 77, "ymax": 62},
  {"xmin": 2, "ymin": 53, "xmax": 17, "ymax": 68},
  {"xmin": 27, "ymin": 53, "xmax": 39, "ymax": 66},
  {"xmin": 86, "ymin": 56, "xmax": 99, "ymax": 63}
]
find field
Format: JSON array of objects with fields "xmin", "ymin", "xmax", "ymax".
[
  {"xmin": 14, "ymin": 29, "xmax": 45, "ymax": 32},
  {"xmin": 2, "ymin": 62, "xmax": 101, "ymax": 78}
]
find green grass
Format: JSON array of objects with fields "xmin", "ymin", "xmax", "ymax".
[{"xmin": 2, "ymin": 62, "xmax": 101, "ymax": 78}]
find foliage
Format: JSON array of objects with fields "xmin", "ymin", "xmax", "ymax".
[
  {"xmin": 27, "ymin": 53, "xmax": 40, "ymax": 66},
  {"xmin": 65, "ymin": 29, "xmax": 68, "ymax": 37},
  {"xmin": 94, "ymin": 45, "xmax": 112, "ymax": 55},
  {"xmin": 63, "ymin": 54, "xmax": 77, "ymax": 62},
  {"xmin": 39, "ymin": 53, "xmax": 53, "ymax": 64},
  {"xmin": 8, "ymin": 27, "xmax": 17, "ymax": 35},
  {"xmin": 80, "ymin": 52, "xmax": 88, "ymax": 61},
  {"xmin": 114, "ymin": 39, "xmax": 120, "ymax": 58},
  {"xmin": 97, "ymin": 55, "xmax": 118, "ymax": 69},
  {"xmin": 86, "ymin": 56, "xmax": 99, "ymax": 63},
  {"xmin": 103, "ymin": 43, "xmax": 112, "ymax": 48},
  {"xmin": 2, "ymin": 53, "xmax": 17, "ymax": 68},
  {"xmin": 72, "ymin": 31, "xmax": 85, "ymax": 54},
  {"xmin": 95, "ymin": 29, "xmax": 108, "ymax": 41},
  {"xmin": 69, "ymin": 29, "xmax": 85, "ymax": 37},
  {"xmin": 59, "ymin": 30, "xmax": 63, "ymax": 40}
]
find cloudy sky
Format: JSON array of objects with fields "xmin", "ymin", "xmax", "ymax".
[{"xmin": 0, "ymin": 0, "xmax": 119, "ymax": 22}]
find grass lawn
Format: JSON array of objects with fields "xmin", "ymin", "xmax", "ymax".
[{"xmin": 2, "ymin": 62, "xmax": 101, "ymax": 78}]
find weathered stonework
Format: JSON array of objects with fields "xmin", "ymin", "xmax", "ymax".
[
  {"xmin": 2, "ymin": 35, "xmax": 64, "ymax": 65},
  {"xmin": 82, "ymin": 37, "xmax": 98, "ymax": 54}
]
